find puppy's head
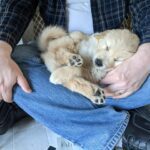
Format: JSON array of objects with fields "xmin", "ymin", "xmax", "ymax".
[{"xmin": 90, "ymin": 29, "xmax": 139, "ymax": 80}]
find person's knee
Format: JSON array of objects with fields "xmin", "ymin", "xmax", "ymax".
[{"xmin": 12, "ymin": 42, "xmax": 42, "ymax": 64}]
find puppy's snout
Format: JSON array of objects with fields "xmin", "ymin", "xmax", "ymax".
[{"xmin": 95, "ymin": 58, "xmax": 103, "ymax": 67}]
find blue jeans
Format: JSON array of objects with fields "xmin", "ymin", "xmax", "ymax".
[{"xmin": 12, "ymin": 43, "xmax": 150, "ymax": 150}]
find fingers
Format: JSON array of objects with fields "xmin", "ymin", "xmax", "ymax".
[
  {"xmin": 0, "ymin": 75, "xmax": 31, "ymax": 103},
  {"xmin": 1, "ymin": 86, "xmax": 13, "ymax": 103},
  {"xmin": 0, "ymin": 94, "xmax": 2, "ymax": 101},
  {"xmin": 101, "ymin": 71, "xmax": 119, "ymax": 84},
  {"xmin": 0, "ymin": 57, "xmax": 32, "ymax": 103},
  {"xmin": 113, "ymin": 77, "xmax": 146, "ymax": 99},
  {"xmin": 113, "ymin": 90, "xmax": 133, "ymax": 99},
  {"xmin": 17, "ymin": 74, "xmax": 32, "ymax": 93},
  {"xmin": 0, "ymin": 74, "xmax": 32, "ymax": 103},
  {"xmin": 104, "ymin": 81, "xmax": 142, "ymax": 99},
  {"xmin": 104, "ymin": 88, "xmax": 131, "ymax": 99},
  {"xmin": 103, "ymin": 82, "xmax": 128, "ymax": 97},
  {"xmin": 0, "ymin": 84, "xmax": 13, "ymax": 103},
  {"xmin": 0, "ymin": 82, "xmax": 2, "ymax": 101},
  {"xmin": 113, "ymin": 85, "xmax": 138, "ymax": 99},
  {"xmin": 104, "ymin": 82, "xmax": 128, "ymax": 93}
]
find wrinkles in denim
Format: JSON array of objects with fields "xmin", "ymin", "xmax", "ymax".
[{"xmin": 11, "ymin": 43, "xmax": 150, "ymax": 150}]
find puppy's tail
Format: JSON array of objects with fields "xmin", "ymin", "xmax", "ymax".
[{"xmin": 38, "ymin": 26, "xmax": 67, "ymax": 51}]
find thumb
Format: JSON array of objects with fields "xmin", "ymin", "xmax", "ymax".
[
  {"xmin": 101, "ymin": 72, "xmax": 118, "ymax": 84},
  {"xmin": 101, "ymin": 75, "xmax": 114, "ymax": 84},
  {"xmin": 17, "ymin": 74, "xmax": 32, "ymax": 93}
]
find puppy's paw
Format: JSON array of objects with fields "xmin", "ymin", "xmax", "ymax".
[
  {"xmin": 92, "ymin": 88, "xmax": 105, "ymax": 105},
  {"xmin": 49, "ymin": 73, "xmax": 63, "ymax": 84},
  {"xmin": 69, "ymin": 54, "xmax": 83, "ymax": 67}
]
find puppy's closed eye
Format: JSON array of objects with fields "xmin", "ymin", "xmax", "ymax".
[
  {"xmin": 114, "ymin": 58, "xmax": 125, "ymax": 62},
  {"xmin": 106, "ymin": 46, "xmax": 109, "ymax": 51},
  {"xmin": 128, "ymin": 51, "xmax": 136, "ymax": 54},
  {"xmin": 114, "ymin": 58, "xmax": 118, "ymax": 61}
]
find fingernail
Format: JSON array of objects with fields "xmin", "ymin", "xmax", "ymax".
[{"xmin": 26, "ymin": 88, "xmax": 32, "ymax": 93}]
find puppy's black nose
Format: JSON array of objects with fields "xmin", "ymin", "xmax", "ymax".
[{"xmin": 95, "ymin": 58, "xmax": 103, "ymax": 67}]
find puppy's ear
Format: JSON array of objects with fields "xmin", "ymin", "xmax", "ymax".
[
  {"xmin": 94, "ymin": 34, "xmax": 102, "ymax": 41},
  {"xmin": 94, "ymin": 30, "xmax": 109, "ymax": 41}
]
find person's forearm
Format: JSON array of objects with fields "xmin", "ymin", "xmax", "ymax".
[{"xmin": 0, "ymin": 0, "xmax": 39, "ymax": 49}]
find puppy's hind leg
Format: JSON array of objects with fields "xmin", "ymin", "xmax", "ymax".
[
  {"xmin": 50, "ymin": 66, "xmax": 83, "ymax": 84},
  {"xmin": 64, "ymin": 77, "xmax": 105, "ymax": 105},
  {"xmin": 50, "ymin": 66, "xmax": 105, "ymax": 105}
]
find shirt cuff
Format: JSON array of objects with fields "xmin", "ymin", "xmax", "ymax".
[
  {"xmin": 0, "ymin": 33, "xmax": 17, "ymax": 49},
  {"xmin": 139, "ymin": 30, "xmax": 150, "ymax": 45}
]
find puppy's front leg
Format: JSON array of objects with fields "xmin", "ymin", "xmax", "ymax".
[{"xmin": 55, "ymin": 48, "xmax": 83, "ymax": 67}]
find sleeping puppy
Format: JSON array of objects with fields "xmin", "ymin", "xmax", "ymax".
[{"xmin": 38, "ymin": 26, "xmax": 139, "ymax": 105}]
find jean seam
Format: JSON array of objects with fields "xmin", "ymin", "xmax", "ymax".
[
  {"xmin": 104, "ymin": 112, "xmax": 130, "ymax": 150},
  {"xmin": 52, "ymin": 112, "xmax": 130, "ymax": 150}
]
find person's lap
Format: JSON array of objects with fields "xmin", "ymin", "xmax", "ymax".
[{"xmin": 11, "ymin": 43, "xmax": 150, "ymax": 150}]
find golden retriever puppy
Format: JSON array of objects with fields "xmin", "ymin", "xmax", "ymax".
[
  {"xmin": 38, "ymin": 26, "xmax": 86, "ymax": 71},
  {"xmin": 38, "ymin": 26, "xmax": 139, "ymax": 105}
]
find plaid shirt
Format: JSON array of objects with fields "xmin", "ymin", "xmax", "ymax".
[{"xmin": 0, "ymin": 0, "xmax": 150, "ymax": 49}]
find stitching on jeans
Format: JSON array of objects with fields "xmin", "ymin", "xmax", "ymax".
[{"xmin": 104, "ymin": 112, "xmax": 130, "ymax": 150}]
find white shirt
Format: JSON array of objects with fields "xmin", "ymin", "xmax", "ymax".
[{"xmin": 66, "ymin": 0, "xmax": 94, "ymax": 35}]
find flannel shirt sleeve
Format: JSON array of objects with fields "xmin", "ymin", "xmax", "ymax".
[
  {"xmin": 0, "ymin": 0, "xmax": 39, "ymax": 49},
  {"xmin": 130, "ymin": 0, "xmax": 150, "ymax": 44}
]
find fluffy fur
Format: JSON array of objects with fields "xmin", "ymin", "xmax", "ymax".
[{"xmin": 38, "ymin": 26, "xmax": 139, "ymax": 105}]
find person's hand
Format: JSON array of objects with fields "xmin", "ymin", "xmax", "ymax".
[
  {"xmin": 0, "ymin": 41, "xmax": 32, "ymax": 103},
  {"xmin": 101, "ymin": 43, "xmax": 150, "ymax": 99}
]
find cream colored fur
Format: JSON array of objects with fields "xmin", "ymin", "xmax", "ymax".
[{"xmin": 38, "ymin": 26, "xmax": 139, "ymax": 105}]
